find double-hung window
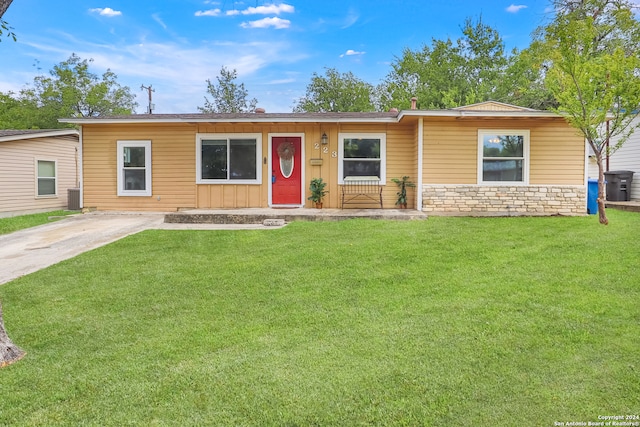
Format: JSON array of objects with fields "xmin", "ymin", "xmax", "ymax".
[
  {"xmin": 36, "ymin": 159, "xmax": 57, "ymax": 197},
  {"xmin": 478, "ymin": 130, "xmax": 529, "ymax": 184},
  {"xmin": 117, "ymin": 140, "xmax": 152, "ymax": 196},
  {"xmin": 196, "ymin": 133, "xmax": 262, "ymax": 184},
  {"xmin": 338, "ymin": 133, "xmax": 386, "ymax": 184}
]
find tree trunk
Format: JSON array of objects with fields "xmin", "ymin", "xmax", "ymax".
[
  {"xmin": 0, "ymin": 0, "xmax": 13, "ymax": 19},
  {"xmin": 0, "ymin": 300, "xmax": 25, "ymax": 368},
  {"xmin": 595, "ymin": 152, "xmax": 609, "ymax": 225}
]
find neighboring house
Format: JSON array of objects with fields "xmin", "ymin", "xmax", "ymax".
[
  {"xmin": 0, "ymin": 129, "xmax": 79, "ymax": 218},
  {"xmin": 607, "ymin": 117, "xmax": 640, "ymax": 200},
  {"xmin": 61, "ymin": 101, "xmax": 588, "ymax": 216}
]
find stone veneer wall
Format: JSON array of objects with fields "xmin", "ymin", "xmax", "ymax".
[{"xmin": 422, "ymin": 185, "xmax": 586, "ymax": 216}]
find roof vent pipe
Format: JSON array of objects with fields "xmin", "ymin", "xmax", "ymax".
[{"xmin": 411, "ymin": 97, "xmax": 417, "ymax": 110}]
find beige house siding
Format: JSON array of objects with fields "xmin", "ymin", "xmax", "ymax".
[
  {"xmin": 0, "ymin": 135, "xmax": 78, "ymax": 217},
  {"xmin": 76, "ymin": 107, "xmax": 588, "ymax": 215},
  {"xmin": 420, "ymin": 117, "xmax": 587, "ymax": 215},
  {"xmin": 422, "ymin": 118, "xmax": 585, "ymax": 185},
  {"xmin": 529, "ymin": 120, "xmax": 585, "ymax": 185},
  {"xmin": 82, "ymin": 122, "xmax": 419, "ymax": 211},
  {"xmin": 83, "ymin": 124, "xmax": 197, "ymax": 211},
  {"xmin": 608, "ymin": 117, "xmax": 640, "ymax": 200}
]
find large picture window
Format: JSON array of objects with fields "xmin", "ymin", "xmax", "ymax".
[
  {"xmin": 196, "ymin": 133, "xmax": 262, "ymax": 184},
  {"xmin": 338, "ymin": 133, "xmax": 386, "ymax": 184},
  {"xmin": 478, "ymin": 130, "xmax": 529, "ymax": 184},
  {"xmin": 36, "ymin": 159, "xmax": 57, "ymax": 197},
  {"xmin": 117, "ymin": 140, "xmax": 152, "ymax": 196}
]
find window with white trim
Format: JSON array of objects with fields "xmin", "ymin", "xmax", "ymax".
[
  {"xmin": 196, "ymin": 133, "xmax": 262, "ymax": 184},
  {"xmin": 117, "ymin": 140, "xmax": 152, "ymax": 196},
  {"xmin": 338, "ymin": 133, "xmax": 386, "ymax": 184},
  {"xmin": 478, "ymin": 130, "xmax": 529, "ymax": 184},
  {"xmin": 36, "ymin": 159, "xmax": 57, "ymax": 197}
]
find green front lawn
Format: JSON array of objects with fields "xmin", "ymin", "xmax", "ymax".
[
  {"xmin": 0, "ymin": 210, "xmax": 78, "ymax": 235},
  {"xmin": 1, "ymin": 211, "xmax": 638, "ymax": 426}
]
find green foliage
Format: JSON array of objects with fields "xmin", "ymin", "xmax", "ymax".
[
  {"xmin": 294, "ymin": 67, "xmax": 375, "ymax": 112},
  {"xmin": 537, "ymin": 0, "xmax": 640, "ymax": 223},
  {"xmin": 377, "ymin": 17, "xmax": 541, "ymax": 110},
  {"xmin": 307, "ymin": 177, "xmax": 328, "ymax": 203},
  {"xmin": 198, "ymin": 66, "xmax": 258, "ymax": 113},
  {"xmin": 0, "ymin": 54, "xmax": 137, "ymax": 129},
  {"xmin": 0, "ymin": 212, "xmax": 638, "ymax": 424},
  {"xmin": 390, "ymin": 176, "xmax": 415, "ymax": 206},
  {"xmin": 0, "ymin": 210, "xmax": 77, "ymax": 235},
  {"xmin": 0, "ymin": 18, "xmax": 16, "ymax": 42}
]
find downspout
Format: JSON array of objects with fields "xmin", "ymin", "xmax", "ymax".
[
  {"xmin": 417, "ymin": 118, "xmax": 424, "ymax": 211},
  {"xmin": 78, "ymin": 125, "xmax": 83, "ymax": 209}
]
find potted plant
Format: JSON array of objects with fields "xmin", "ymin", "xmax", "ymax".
[
  {"xmin": 391, "ymin": 176, "xmax": 415, "ymax": 209},
  {"xmin": 308, "ymin": 177, "xmax": 328, "ymax": 208}
]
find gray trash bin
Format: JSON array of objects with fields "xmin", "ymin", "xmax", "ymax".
[
  {"xmin": 604, "ymin": 171, "xmax": 634, "ymax": 201},
  {"xmin": 68, "ymin": 188, "xmax": 80, "ymax": 210}
]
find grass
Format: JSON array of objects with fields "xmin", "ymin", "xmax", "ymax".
[
  {"xmin": 0, "ymin": 210, "xmax": 78, "ymax": 235},
  {"xmin": 0, "ymin": 210, "xmax": 638, "ymax": 426}
]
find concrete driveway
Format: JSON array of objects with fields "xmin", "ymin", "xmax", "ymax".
[{"xmin": 0, "ymin": 212, "xmax": 278, "ymax": 285}]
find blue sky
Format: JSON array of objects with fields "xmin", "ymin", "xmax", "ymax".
[{"xmin": 1, "ymin": 0, "xmax": 571, "ymax": 113}]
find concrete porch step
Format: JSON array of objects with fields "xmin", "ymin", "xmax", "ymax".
[
  {"xmin": 164, "ymin": 208, "xmax": 429, "ymax": 225},
  {"xmin": 605, "ymin": 201, "xmax": 640, "ymax": 213}
]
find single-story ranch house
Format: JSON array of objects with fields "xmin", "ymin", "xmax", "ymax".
[
  {"xmin": 0, "ymin": 129, "xmax": 79, "ymax": 218},
  {"xmin": 61, "ymin": 101, "xmax": 588, "ymax": 216}
]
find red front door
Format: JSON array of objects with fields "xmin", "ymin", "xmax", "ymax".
[{"xmin": 272, "ymin": 137, "xmax": 302, "ymax": 205}]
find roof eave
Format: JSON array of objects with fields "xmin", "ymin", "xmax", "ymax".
[
  {"xmin": 0, "ymin": 129, "xmax": 79, "ymax": 143},
  {"xmin": 59, "ymin": 116, "xmax": 399, "ymax": 125},
  {"xmin": 397, "ymin": 110, "xmax": 562, "ymax": 120}
]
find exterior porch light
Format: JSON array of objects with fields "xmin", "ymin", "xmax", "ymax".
[{"xmin": 321, "ymin": 132, "xmax": 328, "ymax": 145}]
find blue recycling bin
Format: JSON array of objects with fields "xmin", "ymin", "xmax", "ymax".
[{"xmin": 587, "ymin": 178, "xmax": 599, "ymax": 214}]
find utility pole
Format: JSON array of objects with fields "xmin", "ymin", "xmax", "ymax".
[{"xmin": 140, "ymin": 84, "xmax": 155, "ymax": 114}]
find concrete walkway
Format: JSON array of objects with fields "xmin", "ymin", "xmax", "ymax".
[{"xmin": 0, "ymin": 212, "xmax": 281, "ymax": 285}]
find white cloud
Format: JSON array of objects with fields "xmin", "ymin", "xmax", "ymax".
[
  {"xmin": 17, "ymin": 31, "xmax": 306, "ymax": 112},
  {"xmin": 195, "ymin": 9, "xmax": 221, "ymax": 17},
  {"xmin": 152, "ymin": 13, "xmax": 167, "ymax": 30},
  {"xmin": 240, "ymin": 17, "xmax": 291, "ymax": 29},
  {"xmin": 89, "ymin": 7, "xmax": 122, "ymax": 17},
  {"xmin": 242, "ymin": 4, "xmax": 295, "ymax": 15},
  {"xmin": 342, "ymin": 8, "xmax": 359, "ymax": 29},
  {"xmin": 339, "ymin": 49, "xmax": 365, "ymax": 58},
  {"xmin": 506, "ymin": 4, "xmax": 528, "ymax": 13}
]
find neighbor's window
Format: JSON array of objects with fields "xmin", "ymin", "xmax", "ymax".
[
  {"xmin": 338, "ymin": 133, "xmax": 386, "ymax": 184},
  {"xmin": 196, "ymin": 133, "xmax": 262, "ymax": 184},
  {"xmin": 478, "ymin": 130, "xmax": 529, "ymax": 184},
  {"xmin": 36, "ymin": 160, "xmax": 57, "ymax": 197},
  {"xmin": 117, "ymin": 140, "xmax": 152, "ymax": 196}
]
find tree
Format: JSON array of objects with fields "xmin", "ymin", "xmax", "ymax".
[
  {"xmin": 0, "ymin": 0, "xmax": 13, "ymax": 17},
  {"xmin": 0, "ymin": 0, "xmax": 15, "ymax": 41},
  {"xmin": 538, "ymin": 0, "xmax": 640, "ymax": 224},
  {"xmin": 198, "ymin": 66, "xmax": 258, "ymax": 113},
  {"xmin": 293, "ymin": 68, "xmax": 375, "ymax": 112},
  {"xmin": 0, "ymin": 301, "xmax": 25, "ymax": 368},
  {"xmin": 377, "ymin": 18, "xmax": 519, "ymax": 110},
  {"xmin": 0, "ymin": 54, "xmax": 138, "ymax": 129}
]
